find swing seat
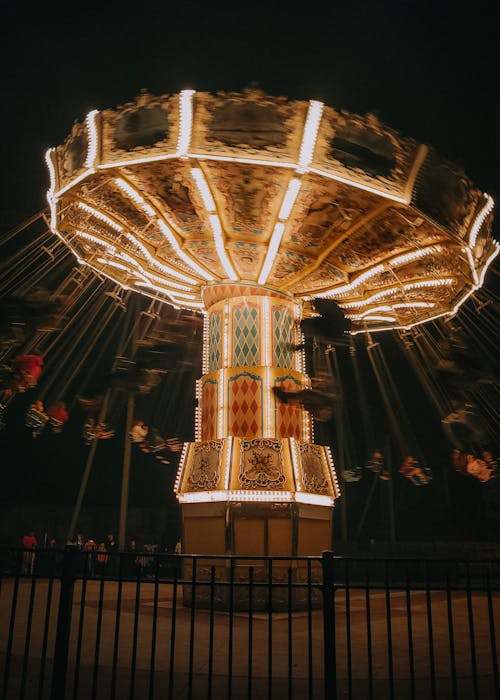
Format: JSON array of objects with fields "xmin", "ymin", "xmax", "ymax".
[{"xmin": 341, "ymin": 467, "xmax": 363, "ymax": 482}]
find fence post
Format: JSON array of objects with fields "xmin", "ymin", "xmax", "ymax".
[
  {"xmin": 51, "ymin": 546, "xmax": 77, "ymax": 700},
  {"xmin": 322, "ymin": 550, "xmax": 336, "ymax": 700}
]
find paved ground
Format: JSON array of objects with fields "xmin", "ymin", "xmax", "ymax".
[{"xmin": 0, "ymin": 577, "xmax": 499, "ymax": 699}]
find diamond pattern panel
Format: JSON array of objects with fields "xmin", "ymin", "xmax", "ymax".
[
  {"xmin": 228, "ymin": 372, "xmax": 263, "ymax": 437},
  {"xmin": 274, "ymin": 376, "xmax": 303, "ymax": 439},
  {"xmin": 201, "ymin": 379, "xmax": 218, "ymax": 440},
  {"xmin": 272, "ymin": 306, "xmax": 294, "ymax": 368},
  {"xmin": 208, "ymin": 312, "xmax": 222, "ymax": 372},
  {"xmin": 232, "ymin": 304, "xmax": 260, "ymax": 367}
]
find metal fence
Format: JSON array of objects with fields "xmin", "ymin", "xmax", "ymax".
[{"xmin": 0, "ymin": 547, "xmax": 499, "ymax": 699}]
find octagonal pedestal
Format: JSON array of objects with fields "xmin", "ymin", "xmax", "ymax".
[{"xmin": 180, "ymin": 500, "xmax": 329, "ymax": 610}]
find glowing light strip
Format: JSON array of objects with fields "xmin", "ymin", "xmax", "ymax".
[
  {"xmin": 114, "ymin": 178, "xmax": 155, "ymax": 216},
  {"xmin": 195, "ymin": 380, "xmax": 202, "ymax": 441},
  {"xmin": 188, "ymin": 153, "xmax": 296, "ymax": 169},
  {"xmin": 360, "ymin": 315, "xmax": 397, "ymax": 322},
  {"xmin": 76, "ymin": 231, "xmax": 116, "ymax": 251},
  {"xmin": 313, "ymin": 246, "xmax": 445, "ymax": 300},
  {"xmin": 177, "ymin": 89, "xmax": 195, "ymax": 157},
  {"xmin": 177, "ymin": 489, "xmax": 334, "ymax": 505},
  {"xmin": 295, "ymin": 493, "xmax": 334, "ymax": 506},
  {"xmin": 135, "ymin": 282, "xmax": 197, "ymax": 299},
  {"xmin": 96, "ymin": 257, "xmax": 130, "ymax": 271},
  {"xmin": 325, "ymin": 446, "xmax": 341, "ymax": 498},
  {"xmin": 392, "ymin": 301, "xmax": 435, "ymax": 309},
  {"xmin": 290, "ymin": 438, "xmax": 301, "ymax": 490},
  {"xmin": 99, "ymin": 153, "xmax": 178, "ymax": 169},
  {"xmin": 297, "ymin": 100, "xmax": 323, "ymax": 172},
  {"xmin": 347, "ymin": 301, "xmax": 435, "ymax": 320},
  {"xmin": 117, "ymin": 251, "xmax": 192, "ymax": 290},
  {"xmin": 74, "ymin": 258, "xmax": 133, "ymax": 293},
  {"xmin": 349, "ymin": 251, "xmax": 500, "ymax": 334},
  {"xmin": 258, "ymin": 222, "xmax": 285, "ymax": 285},
  {"xmin": 202, "ymin": 313, "xmax": 209, "ymax": 374},
  {"xmin": 315, "ymin": 264, "xmax": 384, "ymax": 298},
  {"xmin": 469, "ymin": 195, "xmax": 494, "ymax": 248},
  {"xmin": 293, "ymin": 303, "xmax": 303, "ymax": 372},
  {"xmin": 157, "ymin": 220, "xmax": 213, "ymax": 281},
  {"xmin": 464, "ymin": 246, "xmax": 479, "ymax": 286},
  {"xmin": 45, "ymin": 148, "xmax": 58, "ymax": 230},
  {"xmin": 263, "ymin": 297, "xmax": 271, "ymax": 366},
  {"xmin": 55, "ymin": 169, "xmax": 94, "ymax": 197},
  {"xmin": 45, "ymin": 148, "xmax": 56, "ymax": 195},
  {"xmin": 390, "ymin": 244, "xmax": 442, "ymax": 267},
  {"xmin": 77, "ymin": 202, "xmax": 123, "ymax": 231},
  {"xmin": 84, "ymin": 110, "xmax": 99, "ymax": 168},
  {"xmin": 224, "ymin": 437, "xmax": 233, "ymax": 490},
  {"xmin": 340, "ymin": 278, "xmax": 454, "ymax": 308},
  {"xmin": 218, "ymin": 369, "xmax": 225, "ymax": 437},
  {"xmin": 308, "ymin": 166, "xmax": 407, "ymax": 203},
  {"xmin": 223, "ymin": 300, "xmax": 230, "ymax": 366},
  {"xmin": 304, "ymin": 407, "xmax": 311, "ymax": 443},
  {"xmin": 124, "ymin": 232, "xmax": 198, "ymax": 284},
  {"xmin": 191, "ymin": 168, "xmax": 216, "ymax": 211},
  {"xmin": 265, "ymin": 366, "xmax": 272, "ymax": 437},
  {"xmin": 179, "ymin": 490, "xmax": 294, "ymax": 503},
  {"xmin": 174, "ymin": 443, "xmax": 189, "ymax": 492},
  {"xmin": 278, "ymin": 177, "xmax": 302, "ymax": 220},
  {"xmin": 208, "ymin": 214, "xmax": 238, "ymax": 280}
]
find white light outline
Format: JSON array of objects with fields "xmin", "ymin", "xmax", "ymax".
[
  {"xmin": 177, "ymin": 489, "xmax": 334, "ymax": 505},
  {"xmin": 308, "ymin": 167, "xmax": 407, "ymax": 203},
  {"xmin": 177, "ymin": 89, "xmax": 195, "ymax": 157},
  {"xmin": 224, "ymin": 436, "xmax": 233, "ymax": 490},
  {"xmin": 84, "ymin": 109, "xmax": 99, "ymax": 169},
  {"xmin": 469, "ymin": 195, "xmax": 494, "ymax": 248},
  {"xmin": 114, "ymin": 177, "xmax": 156, "ymax": 216},
  {"xmin": 208, "ymin": 214, "xmax": 238, "ymax": 280},
  {"xmin": 77, "ymin": 202, "xmax": 123, "ymax": 231},
  {"xmin": 340, "ymin": 278, "xmax": 455, "ymax": 309},
  {"xmin": 258, "ymin": 222, "xmax": 285, "ymax": 285},
  {"xmin": 157, "ymin": 220, "xmax": 214, "ymax": 281},
  {"xmin": 265, "ymin": 366, "xmax": 272, "ymax": 437},
  {"xmin": 297, "ymin": 100, "xmax": 323, "ymax": 173},
  {"xmin": 278, "ymin": 177, "xmax": 302, "ymax": 220},
  {"xmin": 191, "ymin": 167, "xmax": 216, "ymax": 211},
  {"xmin": 218, "ymin": 368, "xmax": 225, "ymax": 438}
]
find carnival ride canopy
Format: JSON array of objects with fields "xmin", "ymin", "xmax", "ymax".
[
  {"xmin": 45, "ymin": 88, "xmax": 497, "ymax": 332},
  {"xmin": 1, "ymin": 88, "xmax": 500, "ymax": 541}
]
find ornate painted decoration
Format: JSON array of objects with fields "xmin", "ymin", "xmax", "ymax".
[
  {"xmin": 188, "ymin": 440, "xmax": 223, "ymax": 491},
  {"xmin": 239, "ymin": 438, "xmax": 285, "ymax": 489},
  {"xmin": 299, "ymin": 443, "xmax": 329, "ymax": 494}
]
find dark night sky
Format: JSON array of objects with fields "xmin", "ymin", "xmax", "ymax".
[
  {"xmin": 1, "ymin": 1, "xmax": 499, "ymax": 231},
  {"xmin": 1, "ymin": 1, "xmax": 499, "ymax": 544}
]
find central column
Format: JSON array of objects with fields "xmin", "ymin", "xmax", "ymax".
[
  {"xmin": 199, "ymin": 283, "xmax": 310, "ymax": 444},
  {"xmin": 175, "ymin": 283, "xmax": 340, "ymax": 566}
]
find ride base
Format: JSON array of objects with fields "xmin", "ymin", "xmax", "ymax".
[{"xmin": 174, "ymin": 284, "xmax": 340, "ymax": 609}]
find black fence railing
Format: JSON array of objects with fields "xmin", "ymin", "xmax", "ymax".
[{"xmin": 0, "ymin": 547, "xmax": 499, "ymax": 699}]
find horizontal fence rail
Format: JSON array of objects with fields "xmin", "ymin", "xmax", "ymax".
[{"xmin": 0, "ymin": 547, "xmax": 499, "ymax": 699}]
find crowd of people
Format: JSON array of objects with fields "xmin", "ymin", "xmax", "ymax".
[{"xmin": 18, "ymin": 530, "xmax": 183, "ymax": 579}]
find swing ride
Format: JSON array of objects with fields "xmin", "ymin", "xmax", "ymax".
[{"xmin": 1, "ymin": 87, "xmax": 500, "ymax": 554}]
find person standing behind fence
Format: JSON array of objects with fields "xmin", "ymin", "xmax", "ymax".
[
  {"xmin": 21, "ymin": 530, "xmax": 37, "ymax": 574},
  {"xmin": 96, "ymin": 542, "xmax": 108, "ymax": 576},
  {"xmin": 84, "ymin": 537, "xmax": 97, "ymax": 576},
  {"xmin": 105, "ymin": 533, "xmax": 118, "ymax": 576}
]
